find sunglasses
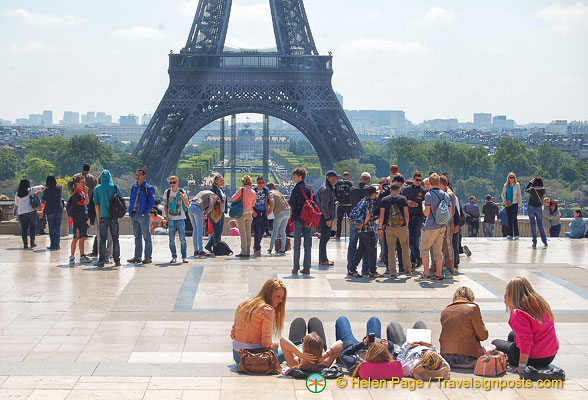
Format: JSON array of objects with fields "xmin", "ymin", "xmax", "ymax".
[
  {"xmin": 509, "ymin": 177, "xmax": 515, "ymax": 179},
  {"xmin": 414, "ymin": 178, "xmax": 422, "ymax": 182},
  {"xmin": 169, "ymin": 181, "xmax": 178, "ymax": 185}
]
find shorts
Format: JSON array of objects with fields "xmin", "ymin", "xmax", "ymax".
[
  {"xmin": 73, "ymin": 222, "xmax": 89, "ymax": 239},
  {"xmin": 419, "ymin": 228, "xmax": 445, "ymax": 260}
]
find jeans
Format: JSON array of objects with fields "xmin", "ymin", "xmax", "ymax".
[
  {"xmin": 269, "ymin": 210, "xmax": 289, "ymax": 251},
  {"xmin": 99, "ymin": 217, "xmax": 120, "ymax": 263},
  {"xmin": 408, "ymin": 214, "xmax": 424, "ymax": 264},
  {"xmin": 492, "ymin": 332, "xmax": 554, "ymax": 367},
  {"xmin": 318, "ymin": 216, "xmax": 331, "ymax": 262},
  {"xmin": 467, "ymin": 222, "xmax": 479, "ymax": 237},
  {"xmin": 293, "ymin": 219, "xmax": 312, "ymax": 271},
  {"xmin": 549, "ymin": 224, "xmax": 561, "ymax": 238},
  {"xmin": 336, "ymin": 205, "xmax": 351, "ymax": 237},
  {"xmin": 483, "ymin": 222, "xmax": 495, "ymax": 237},
  {"xmin": 205, "ymin": 213, "xmax": 224, "ymax": 251},
  {"xmin": 335, "ymin": 316, "xmax": 382, "ymax": 345},
  {"xmin": 46, "ymin": 211, "xmax": 62, "ymax": 249},
  {"xmin": 506, "ymin": 203, "xmax": 519, "ymax": 237},
  {"xmin": 528, "ymin": 205, "xmax": 547, "ymax": 245},
  {"xmin": 347, "ymin": 222, "xmax": 369, "ymax": 273},
  {"xmin": 130, "ymin": 213, "xmax": 152, "ymax": 259},
  {"xmin": 168, "ymin": 219, "xmax": 187, "ymax": 259},
  {"xmin": 348, "ymin": 231, "xmax": 377, "ymax": 274},
  {"xmin": 252, "ymin": 210, "xmax": 266, "ymax": 252},
  {"xmin": 452, "ymin": 232, "xmax": 460, "ymax": 267},
  {"xmin": 18, "ymin": 211, "xmax": 37, "ymax": 246},
  {"xmin": 188, "ymin": 204, "xmax": 204, "ymax": 252}
]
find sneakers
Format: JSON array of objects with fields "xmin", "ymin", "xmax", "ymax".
[
  {"xmin": 170, "ymin": 258, "xmax": 177, "ymax": 264},
  {"xmin": 543, "ymin": 243, "xmax": 548, "ymax": 248},
  {"xmin": 369, "ymin": 272, "xmax": 384, "ymax": 279},
  {"xmin": 347, "ymin": 271, "xmax": 362, "ymax": 278},
  {"xmin": 94, "ymin": 261, "xmax": 105, "ymax": 268},
  {"xmin": 142, "ymin": 258, "xmax": 152, "ymax": 264},
  {"xmin": 506, "ymin": 235, "xmax": 512, "ymax": 240},
  {"xmin": 236, "ymin": 253, "xmax": 250, "ymax": 258},
  {"xmin": 463, "ymin": 246, "xmax": 472, "ymax": 257},
  {"xmin": 514, "ymin": 236, "xmax": 519, "ymax": 240},
  {"xmin": 80, "ymin": 255, "xmax": 92, "ymax": 264},
  {"xmin": 301, "ymin": 269, "xmax": 311, "ymax": 275},
  {"xmin": 182, "ymin": 259, "xmax": 188, "ymax": 263},
  {"xmin": 127, "ymin": 258, "xmax": 141, "ymax": 263},
  {"xmin": 69, "ymin": 255, "xmax": 75, "ymax": 264},
  {"xmin": 291, "ymin": 269, "xmax": 299, "ymax": 275},
  {"xmin": 532, "ymin": 243, "xmax": 537, "ymax": 249},
  {"xmin": 254, "ymin": 250, "xmax": 261, "ymax": 256},
  {"xmin": 114, "ymin": 260, "xmax": 121, "ymax": 267},
  {"xmin": 30, "ymin": 242, "xmax": 37, "ymax": 248}
]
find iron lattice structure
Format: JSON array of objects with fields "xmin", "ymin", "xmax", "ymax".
[{"xmin": 135, "ymin": 0, "xmax": 362, "ymax": 188}]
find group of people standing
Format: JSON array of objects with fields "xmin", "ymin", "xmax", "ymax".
[{"xmin": 231, "ymin": 276, "xmax": 559, "ymax": 379}]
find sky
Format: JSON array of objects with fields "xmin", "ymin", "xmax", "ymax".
[{"xmin": 1, "ymin": 0, "xmax": 587, "ymax": 124}]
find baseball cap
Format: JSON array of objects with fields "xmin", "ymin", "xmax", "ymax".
[
  {"xmin": 326, "ymin": 170, "xmax": 338, "ymax": 178},
  {"xmin": 360, "ymin": 172, "xmax": 371, "ymax": 180}
]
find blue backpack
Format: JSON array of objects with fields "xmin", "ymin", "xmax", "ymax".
[
  {"xmin": 349, "ymin": 198, "xmax": 368, "ymax": 224},
  {"xmin": 432, "ymin": 190, "xmax": 451, "ymax": 226}
]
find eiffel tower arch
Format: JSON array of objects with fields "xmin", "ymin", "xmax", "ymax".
[{"xmin": 135, "ymin": 0, "xmax": 363, "ymax": 188}]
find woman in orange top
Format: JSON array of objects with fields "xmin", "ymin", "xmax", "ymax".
[{"xmin": 231, "ymin": 278, "xmax": 287, "ymax": 364}]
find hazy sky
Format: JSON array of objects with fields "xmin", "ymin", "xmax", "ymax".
[{"xmin": 1, "ymin": 0, "xmax": 587, "ymax": 124}]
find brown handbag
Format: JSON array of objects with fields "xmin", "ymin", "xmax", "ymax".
[
  {"xmin": 474, "ymin": 350, "xmax": 507, "ymax": 377},
  {"xmin": 237, "ymin": 348, "xmax": 282, "ymax": 375}
]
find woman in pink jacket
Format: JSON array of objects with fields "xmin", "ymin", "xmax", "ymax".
[
  {"xmin": 492, "ymin": 277, "xmax": 559, "ymax": 371},
  {"xmin": 231, "ymin": 175, "xmax": 256, "ymax": 257}
]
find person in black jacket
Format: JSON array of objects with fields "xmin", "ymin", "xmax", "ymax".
[
  {"xmin": 526, "ymin": 177, "xmax": 547, "ymax": 248},
  {"xmin": 334, "ymin": 172, "xmax": 353, "ymax": 239},
  {"xmin": 42, "ymin": 176, "xmax": 64, "ymax": 250},
  {"xmin": 316, "ymin": 171, "xmax": 338, "ymax": 266},
  {"xmin": 347, "ymin": 172, "xmax": 371, "ymax": 274},
  {"xmin": 288, "ymin": 168, "xmax": 312, "ymax": 275}
]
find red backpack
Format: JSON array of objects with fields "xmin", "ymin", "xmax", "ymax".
[{"xmin": 299, "ymin": 186, "xmax": 321, "ymax": 228}]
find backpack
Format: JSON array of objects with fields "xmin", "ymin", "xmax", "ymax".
[
  {"xmin": 165, "ymin": 188, "xmax": 187, "ymax": 216},
  {"xmin": 387, "ymin": 202, "xmax": 404, "ymax": 228},
  {"xmin": 213, "ymin": 240, "xmax": 233, "ymax": 256},
  {"xmin": 66, "ymin": 195, "xmax": 76, "ymax": 217},
  {"xmin": 349, "ymin": 198, "xmax": 368, "ymax": 225},
  {"xmin": 299, "ymin": 187, "xmax": 321, "ymax": 228},
  {"xmin": 29, "ymin": 189, "xmax": 42, "ymax": 211},
  {"xmin": 335, "ymin": 181, "xmax": 351, "ymax": 202},
  {"xmin": 109, "ymin": 185, "xmax": 127, "ymax": 219},
  {"xmin": 431, "ymin": 190, "xmax": 450, "ymax": 226}
]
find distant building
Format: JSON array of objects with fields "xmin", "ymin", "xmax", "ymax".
[
  {"xmin": 28, "ymin": 114, "xmax": 43, "ymax": 126},
  {"xmin": 474, "ymin": 113, "xmax": 492, "ymax": 129},
  {"xmin": 62, "ymin": 111, "xmax": 80, "ymax": 126},
  {"xmin": 546, "ymin": 120, "xmax": 568, "ymax": 135},
  {"xmin": 0, "ymin": 119, "xmax": 11, "ymax": 126},
  {"xmin": 335, "ymin": 92, "xmax": 344, "ymax": 108},
  {"xmin": 42, "ymin": 110, "xmax": 53, "ymax": 126},
  {"xmin": 141, "ymin": 114, "xmax": 152, "ymax": 126},
  {"xmin": 96, "ymin": 112, "xmax": 112, "ymax": 125},
  {"xmin": 62, "ymin": 125, "xmax": 146, "ymax": 142},
  {"xmin": 15, "ymin": 118, "xmax": 29, "ymax": 126},
  {"xmin": 119, "ymin": 114, "xmax": 138, "ymax": 126},
  {"xmin": 81, "ymin": 112, "xmax": 96, "ymax": 125},
  {"xmin": 492, "ymin": 115, "xmax": 515, "ymax": 130},
  {"xmin": 422, "ymin": 118, "xmax": 458, "ymax": 131},
  {"xmin": 345, "ymin": 110, "xmax": 407, "ymax": 133}
]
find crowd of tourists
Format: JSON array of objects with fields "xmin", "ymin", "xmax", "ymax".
[
  {"xmin": 11, "ymin": 163, "xmax": 588, "ymax": 269},
  {"xmin": 231, "ymin": 276, "xmax": 560, "ymax": 380}
]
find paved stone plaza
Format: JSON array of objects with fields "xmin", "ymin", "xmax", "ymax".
[{"xmin": 1, "ymin": 234, "xmax": 588, "ymax": 399}]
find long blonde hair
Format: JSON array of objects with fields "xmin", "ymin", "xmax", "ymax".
[
  {"xmin": 351, "ymin": 342, "xmax": 392, "ymax": 377},
  {"xmin": 235, "ymin": 278, "xmax": 286, "ymax": 336},
  {"xmin": 209, "ymin": 197, "xmax": 222, "ymax": 223},
  {"xmin": 505, "ymin": 276, "xmax": 554, "ymax": 322},
  {"xmin": 299, "ymin": 333, "xmax": 324, "ymax": 371},
  {"xmin": 504, "ymin": 172, "xmax": 518, "ymax": 188},
  {"xmin": 416, "ymin": 350, "xmax": 444, "ymax": 370}
]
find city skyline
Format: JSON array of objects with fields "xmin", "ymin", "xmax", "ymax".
[{"xmin": 1, "ymin": 0, "xmax": 587, "ymax": 124}]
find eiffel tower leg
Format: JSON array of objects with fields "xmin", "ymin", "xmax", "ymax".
[
  {"xmin": 230, "ymin": 114, "xmax": 236, "ymax": 190},
  {"xmin": 263, "ymin": 114, "xmax": 269, "ymax": 180},
  {"xmin": 219, "ymin": 118, "xmax": 225, "ymax": 170}
]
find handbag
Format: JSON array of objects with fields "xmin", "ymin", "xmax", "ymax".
[
  {"xmin": 274, "ymin": 237, "xmax": 291, "ymax": 252},
  {"xmin": 358, "ymin": 361, "xmax": 403, "ymax": 380},
  {"xmin": 237, "ymin": 348, "xmax": 281, "ymax": 375},
  {"xmin": 519, "ymin": 365, "xmax": 565, "ymax": 381},
  {"xmin": 503, "ymin": 200, "xmax": 512, "ymax": 207},
  {"xmin": 29, "ymin": 189, "xmax": 42, "ymax": 211},
  {"xmin": 229, "ymin": 188, "xmax": 244, "ymax": 219},
  {"xmin": 474, "ymin": 350, "xmax": 507, "ymax": 377}
]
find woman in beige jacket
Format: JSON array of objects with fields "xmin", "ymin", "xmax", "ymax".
[{"xmin": 266, "ymin": 183, "xmax": 291, "ymax": 254}]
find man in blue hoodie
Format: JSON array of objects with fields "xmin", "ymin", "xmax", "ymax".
[
  {"xmin": 93, "ymin": 170, "xmax": 123, "ymax": 267},
  {"xmin": 127, "ymin": 169, "xmax": 156, "ymax": 264}
]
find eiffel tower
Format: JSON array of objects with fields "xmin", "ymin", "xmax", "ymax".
[{"xmin": 134, "ymin": 0, "xmax": 363, "ymax": 188}]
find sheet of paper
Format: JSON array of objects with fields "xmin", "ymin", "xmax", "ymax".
[{"xmin": 406, "ymin": 329, "xmax": 431, "ymax": 344}]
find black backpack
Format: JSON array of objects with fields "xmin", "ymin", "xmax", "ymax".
[
  {"xmin": 66, "ymin": 195, "xmax": 76, "ymax": 217},
  {"xmin": 109, "ymin": 185, "xmax": 127, "ymax": 219},
  {"xmin": 213, "ymin": 241, "xmax": 233, "ymax": 256}
]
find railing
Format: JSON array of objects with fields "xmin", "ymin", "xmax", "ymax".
[{"xmin": 169, "ymin": 53, "xmax": 332, "ymax": 71}]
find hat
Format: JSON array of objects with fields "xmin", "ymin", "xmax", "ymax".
[
  {"xmin": 326, "ymin": 170, "xmax": 338, "ymax": 178},
  {"xmin": 360, "ymin": 172, "xmax": 371, "ymax": 180}
]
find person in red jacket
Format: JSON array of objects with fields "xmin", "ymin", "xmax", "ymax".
[{"xmin": 492, "ymin": 277, "xmax": 559, "ymax": 371}]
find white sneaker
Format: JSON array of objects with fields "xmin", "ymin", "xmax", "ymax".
[
  {"xmin": 506, "ymin": 235, "xmax": 512, "ymax": 240},
  {"xmin": 170, "ymin": 258, "xmax": 177, "ymax": 264},
  {"xmin": 514, "ymin": 236, "xmax": 519, "ymax": 240},
  {"xmin": 69, "ymin": 255, "xmax": 75, "ymax": 264},
  {"xmin": 80, "ymin": 255, "xmax": 91, "ymax": 263}
]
